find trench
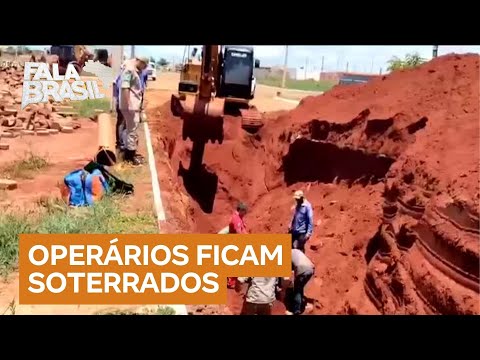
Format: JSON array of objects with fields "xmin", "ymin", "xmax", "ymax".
[
  {"xmin": 282, "ymin": 138, "xmax": 395, "ymax": 187},
  {"xmin": 158, "ymin": 103, "xmax": 441, "ymax": 314}
]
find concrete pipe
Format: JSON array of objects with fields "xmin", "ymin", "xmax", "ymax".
[{"xmin": 95, "ymin": 113, "xmax": 117, "ymax": 166}]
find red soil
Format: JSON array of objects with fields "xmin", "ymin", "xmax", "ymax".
[{"xmin": 150, "ymin": 53, "xmax": 479, "ymax": 314}]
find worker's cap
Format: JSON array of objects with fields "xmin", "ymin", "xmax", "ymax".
[
  {"xmin": 136, "ymin": 56, "xmax": 150, "ymax": 65},
  {"xmin": 293, "ymin": 190, "xmax": 304, "ymax": 200},
  {"xmin": 237, "ymin": 202, "xmax": 248, "ymax": 212}
]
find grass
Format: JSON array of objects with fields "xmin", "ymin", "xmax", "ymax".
[
  {"xmin": 95, "ymin": 306, "xmax": 177, "ymax": 315},
  {"xmin": 0, "ymin": 146, "xmax": 158, "ymax": 276},
  {"xmin": 0, "ymin": 151, "xmax": 49, "ymax": 179},
  {"xmin": 258, "ymin": 76, "xmax": 336, "ymax": 92},
  {"xmin": 0, "ymin": 195, "xmax": 157, "ymax": 276},
  {"xmin": 72, "ymin": 98, "xmax": 111, "ymax": 118},
  {"xmin": 1, "ymin": 298, "xmax": 16, "ymax": 315},
  {"xmin": 111, "ymin": 162, "xmax": 149, "ymax": 184}
]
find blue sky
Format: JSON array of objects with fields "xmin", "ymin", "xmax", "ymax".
[{"xmin": 26, "ymin": 45, "xmax": 480, "ymax": 74}]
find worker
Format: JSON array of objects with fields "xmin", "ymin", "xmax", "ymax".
[
  {"xmin": 118, "ymin": 56, "xmax": 149, "ymax": 165},
  {"xmin": 116, "ymin": 65, "xmax": 148, "ymax": 150},
  {"xmin": 229, "ymin": 202, "xmax": 248, "ymax": 234},
  {"xmin": 227, "ymin": 202, "xmax": 248, "ymax": 289},
  {"xmin": 285, "ymin": 249, "xmax": 315, "ymax": 315},
  {"xmin": 139, "ymin": 68, "xmax": 148, "ymax": 123},
  {"xmin": 288, "ymin": 190, "xmax": 314, "ymax": 253},
  {"xmin": 235, "ymin": 277, "xmax": 279, "ymax": 315}
]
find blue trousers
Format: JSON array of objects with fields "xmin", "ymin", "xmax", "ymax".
[{"xmin": 292, "ymin": 270, "xmax": 314, "ymax": 315}]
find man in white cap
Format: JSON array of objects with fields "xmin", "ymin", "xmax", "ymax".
[
  {"xmin": 288, "ymin": 190, "xmax": 314, "ymax": 253},
  {"xmin": 118, "ymin": 55, "xmax": 149, "ymax": 165}
]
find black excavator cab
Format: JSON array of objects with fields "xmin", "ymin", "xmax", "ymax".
[
  {"xmin": 94, "ymin": 49, "xmax": 110, "ymax": 66},
  {"xmin": 50, "ymin": 45, "xmax": 75, "ymax": 64},
  {"xmin": 219, "ymin": 46, "xmax": 255, "ymax": 100}
]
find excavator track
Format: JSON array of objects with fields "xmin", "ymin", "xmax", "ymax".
[{"xmin": 240, "ymin": 106, "xmax": 264, "ymax": 132}]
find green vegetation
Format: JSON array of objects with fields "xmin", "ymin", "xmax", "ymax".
[
  {"xmin": 95, "ymin": 306, "xmax": 177, "ymax": 315},
  {"xmin": 72, "ymin": 98, "xmax": 111, "ymax": 118},
  {"xmin": 0, "ymin": 151, "xmax": 49, "ymax": 179},
  {"xmin": 0, "ymin": 150, "xmax": 159, "ymax": 276},
  {"xmin": 156, "ymin": 58, "xmax": 169, "ymax": 67},
  {"xmin": 387, "ymin": 52, "xmax": 426, "ymax": 72},
  {"xmin": 257, "ymin": 76, "xmax": 335, "ymax": 92},
  {"xmin": 0, "ymin": 195, "xmax": 157, "ymax": 276},
  {"xmin": 2, "ymin": 299, "xmax": 16, "ymax": 315}
]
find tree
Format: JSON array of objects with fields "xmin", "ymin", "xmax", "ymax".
[
  {"xmin": 404, "ymin": 52, "xmax": 424, "ymax": 67},
  {"xmin": 387, "ymin": 52, "xmax": 426, "ymax": 72},
  {"xmin": 149, "ymin": 56, "xmax": 156, "ymax": 64},
  {"xmin": 157, "ymin": 57, "xmax": 169, "ymax": 66}
]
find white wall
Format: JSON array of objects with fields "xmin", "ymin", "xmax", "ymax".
[{"xmin": 295, "ymin": 69, "xmax": 320, "ymax": 81}]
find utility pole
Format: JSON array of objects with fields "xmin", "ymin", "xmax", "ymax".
[
  {"xmin": 110, "ymin": 45, "xmax": 124, "ymax": 112},
  {"xmin": 304, "ymin": 57, "xmax": 309, "ymax": 79},
  {"xmin": 432, "ymin": 45, "xmax": 438, "ymax": 58},
  {"xmin": 320, "ymin": 55, "xmax": 325, "ymax": 80},
  {"xmin": 346, "ymin": 61, "xmax": 349, "ymax": 73},
  {"xmin": 131, "ymin": 45, "xmax": 135, "ymax": 58},
  {"xmin": 281, "ymin": 45, "xmax": 289, "ymax": 88},
  {"xmin": 370, "ymin": 58, "xmax": 374, "ymax": 73}
]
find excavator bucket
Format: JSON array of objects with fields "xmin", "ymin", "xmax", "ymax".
[
  {"xmin": 240, "ymin": 105, "xmax": 264, "ymax": 132},
  {"xmin": 170, "ymin": 94, "xmax": 225, "ymax": 144},
  {"xmin": 170, "ymin": 94, "xmax": 183, "ymax": 117}
]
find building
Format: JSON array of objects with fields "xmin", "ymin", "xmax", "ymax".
[
  {"xmin": 319, "ymin": 71, "xmax": 381, "ymax": 84},
  {"xmin": 253, "ymin": 66, "xmax": 297, "ymax": 81}
]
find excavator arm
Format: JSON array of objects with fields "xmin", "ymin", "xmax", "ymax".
[{"xmin": 171, "ymin": 45, "xmax": 225, "ymax": 144}]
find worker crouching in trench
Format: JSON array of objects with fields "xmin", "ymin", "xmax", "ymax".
[
  {"xmin": 233, "ymin": 250, "xmax": 315, "ymax": 315},
  {"xmin": 235, "ymin": 277, "xmax": 279, "ymax": 315}
]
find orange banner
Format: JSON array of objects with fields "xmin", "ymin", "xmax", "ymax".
[{"xmin": 19, "ymin": 234, "xmax": 291, "ymax": 305}]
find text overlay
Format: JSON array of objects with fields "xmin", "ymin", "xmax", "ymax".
[{"xmin": 19, "ymin": 234, "xmax": 291, "ymax": 305}]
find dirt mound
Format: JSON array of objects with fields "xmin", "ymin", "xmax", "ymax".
[{"xmin": 151, "ymin": 53, "xmax": 479, "ymax": 314}]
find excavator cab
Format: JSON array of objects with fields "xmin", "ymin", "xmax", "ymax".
[
  {"xmin": 94, "ymin": 49, "xmax": 110, "ymax": 67},
  {"xmin": 218, "ymin": 46, "xmax": 255, "ymax": 100},
  {"xmin": 50, "ymin": 45, "xmax": 75, "ymax": 64},
  {"xmin": 219, "ymin": 46, "xmax": 263, "ymax": 130},
  {"xmin": 49, "ymin": 45, "xmax": 90, "ymax": 75}
]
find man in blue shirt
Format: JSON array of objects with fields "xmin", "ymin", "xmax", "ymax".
[
  {"xmin": 139, "ymin": 68, "xmax": 148, "ymax": 122},
  {"xmin": 113, "ymin": 68, "xmax": 124, "ymax": 150},
  {"xmin": 288, "ymin": 190, "xmax": 314, "ymax": 253}
]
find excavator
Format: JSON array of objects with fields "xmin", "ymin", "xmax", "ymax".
[
  {"xmin": 42, "ymin": 45, "xmax": 93, "ymax": 75},
  {"xmin": 36, "ymin": 46, "xmax": 110, "ymax": 75},
  {"xmin": 171, "ymin": 45, "xmax": 263, "ymax": 144}
]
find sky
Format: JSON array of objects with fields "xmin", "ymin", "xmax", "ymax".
[{"xmin": 24, "ymin": 45, "xmax": 480, "ymax": 74}]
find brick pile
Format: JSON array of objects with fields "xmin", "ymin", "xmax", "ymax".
[{"xmin": 0, "ymin": 63, "xmax": 84, "ymax": 150}]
